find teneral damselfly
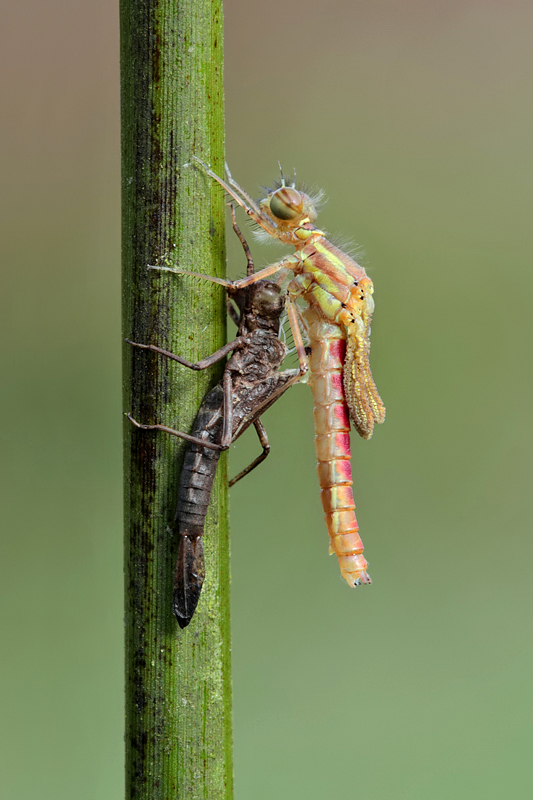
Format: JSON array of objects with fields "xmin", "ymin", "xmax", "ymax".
[{"xmin": 162, "ymin": 161, "xmax": 386, "ymax": 588}]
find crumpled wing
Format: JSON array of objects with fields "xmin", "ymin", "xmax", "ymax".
[{"xmin": 343, "ymin": 286, "xmax": 385, "ymax": 439}]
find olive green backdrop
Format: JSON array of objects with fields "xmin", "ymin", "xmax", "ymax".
[{"xmin": 2, "ymin": 1, "xmax": 532, "ymax": 798}]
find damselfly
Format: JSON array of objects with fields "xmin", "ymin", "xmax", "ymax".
[{"xmin": 162, "ymin": 161, "xmax": 386, "ymax": 588}]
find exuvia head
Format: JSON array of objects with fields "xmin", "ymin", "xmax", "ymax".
[{"xmin": 245, "ymin": 281, "xmax": 284, "ymax": 330}]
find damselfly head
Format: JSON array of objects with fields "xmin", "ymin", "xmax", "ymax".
[
  {"xmin": 261, "ymin": 186, "xmax": 318, "ymax": 227},
  {"xmin": 192, "ymin": 157, "xmax": 323, "ymax": 244}
]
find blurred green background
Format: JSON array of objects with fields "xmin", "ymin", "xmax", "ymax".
[{"xmin": 2, "ymin": 1, "xmax": 532, "ymax": 798}]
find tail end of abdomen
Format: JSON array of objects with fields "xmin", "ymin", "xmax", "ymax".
[
  {"xmin": 326, "ymin": 507, "xmax": 372, "ymax": 587},
  {"xmin": 336, "ymin": 551, "xmax": 372, "ymax": 586},
  {"xmin": 318, "ymin": 460, "xmax": 372, "ymax": 587},
  {"xmin": 173, "ymin": 534, "xmax": 205, "ymax": 628}
]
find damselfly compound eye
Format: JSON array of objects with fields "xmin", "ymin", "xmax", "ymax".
[{"xmin": 269, "ymin": 187, "xmax": 304, "ymax": 220}]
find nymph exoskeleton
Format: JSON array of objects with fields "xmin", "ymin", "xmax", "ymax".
[{"xmin": 127, "ymin": 208, "xmax": 306, "ymax": 626}]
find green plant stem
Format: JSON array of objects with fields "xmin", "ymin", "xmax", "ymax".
[{"xmin": 120, "ymin": 1, "xmax": 232, "ymax": 798}]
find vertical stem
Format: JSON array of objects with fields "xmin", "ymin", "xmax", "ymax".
[{"xmin": 120, "ymin": 2, "xmax": 231, "ymax": 799}]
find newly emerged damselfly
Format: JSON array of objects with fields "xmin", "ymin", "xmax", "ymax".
[{"xmin": 162, "ymin": 160, "xmax": 386, "ymax": 588}]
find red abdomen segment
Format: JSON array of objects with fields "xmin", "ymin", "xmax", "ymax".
[{"xmin": 307, "ymin": 317, "xmax": 371, "ymax": 586}]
